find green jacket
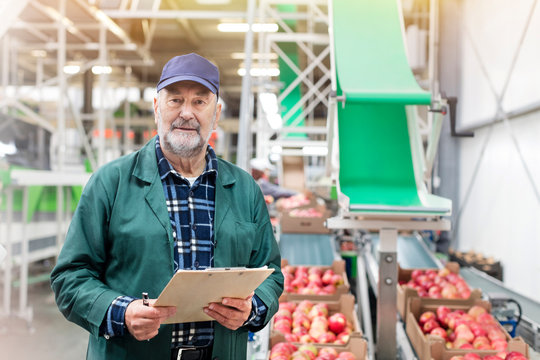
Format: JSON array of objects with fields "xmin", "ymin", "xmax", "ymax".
[{"xmin": 50, "ymin": 138, "xmax": 283, "ymax": 360}]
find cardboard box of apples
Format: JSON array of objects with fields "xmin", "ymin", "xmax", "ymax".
[
  {"xmin": 275, "ymin": 193, "xmax": 317, "ymax": 212},
  {"xmin": 268, "ymin": 337, "xmax": 368, "ymax": 360},
  {"xmin": 405, "ymin": 297, "xmax": 529, "ymax": 360},
  {"xmin": 271, "ymin": 294, "xmax": 362, "ymax": 347},
  {"xmin": 279, "ymin": 204, "xmax": 332, "ymax": 234},
  {"xmin": 281, "ymin": 260, "xmax": 350, "ymax": 302},
  {"xmin": 397, "ymin": 262, "xmax": 482, "ymax": 323}
]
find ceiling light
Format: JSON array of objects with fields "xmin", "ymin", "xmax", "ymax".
[
  {"xmin": 63, "ymin": 64, "xmax": 81, "ymax": 74},
  {"xmin": 92, "ymin": 65, "xmax": 113, "ymax": 75},
  {"xmin": 231, "ymin": 52, "xmax": 278, "ymax": 60},
  {"xmin": 238, "ymin": 68, "xmax": 280, "ymax": 77},
  {"xmin": 217, "ymin": 23, "xmax": 278, "ymax": 33}
]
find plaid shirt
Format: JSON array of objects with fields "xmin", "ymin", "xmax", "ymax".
[{"xmin": 100, "ymin": 137, "xmax": 267, "ymax": 345}]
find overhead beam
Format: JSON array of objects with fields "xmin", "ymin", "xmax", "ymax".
[{"xmin": 103, "ymin": 10, "xmax": 246, "ymax": 19}]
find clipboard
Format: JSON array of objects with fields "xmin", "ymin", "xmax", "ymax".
[{"xmin": 153, "ymin": 266, "xmax": 274, "ymax": 323}]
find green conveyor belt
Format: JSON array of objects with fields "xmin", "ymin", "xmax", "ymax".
[
  {"xmin": 332, "ymin": 0, "xmax": 451, "ymax": 215},
  {"xmin": 279, "ymin": 233, "xmax": 336, "ymax": 266}
]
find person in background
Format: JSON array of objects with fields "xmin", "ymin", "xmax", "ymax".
[
  {"xmin": 51, "ymin": 53, "xmax": 283, "ymax": 360},
  {"xmin": 250, "ymin": 157, "xmax": 298, "ymax": 200}
]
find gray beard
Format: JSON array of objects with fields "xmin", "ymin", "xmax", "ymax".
[{"xmin": 158, "ymin": 109, "xmax": 215, "ymax": 158}]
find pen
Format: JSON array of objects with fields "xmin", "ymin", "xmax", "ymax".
[{"xmin": 142, "ymin": 292, "xmax": 149, "ymax": 306}]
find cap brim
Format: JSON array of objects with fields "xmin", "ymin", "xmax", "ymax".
[{"xmin": 157, "ymin": 75, "xmax": 218, "ymax": 94}]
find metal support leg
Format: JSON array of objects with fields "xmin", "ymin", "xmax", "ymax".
[
  {"xmin": 376, "ymin": 228, "xmax": 398, "ymax": 360},
  {"xmin": 3, "ymin": 187, "xmax": 13, "ymax": 317},
  {"xmin": 356, "ymin": 251, "xmax": 375, "ymax": 360},
  {"xmin": 18, "ymin": 186, "xmax": 33, "ymax": 326}
]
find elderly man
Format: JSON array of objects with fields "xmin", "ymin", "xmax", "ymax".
[{"xmin": 51, "ymin": 53, "xmax": 283, "ymax": 360}]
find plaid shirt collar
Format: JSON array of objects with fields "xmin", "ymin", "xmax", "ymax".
[{"xmin": 155, "ymin": 136, "xmax": 218, "ymax": 181}]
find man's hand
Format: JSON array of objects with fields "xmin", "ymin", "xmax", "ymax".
[
  {"xmin": 203, "ymin": 292, "xmax": 254, "ymax": 330},
  {"xmin": 125, "ymin": 299, "xmax": 176, "ymax": 341}
]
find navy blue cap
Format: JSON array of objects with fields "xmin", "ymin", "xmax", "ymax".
[{"xmin": 156, "ymin": 53, "xmax": 219, "ymax": 94}]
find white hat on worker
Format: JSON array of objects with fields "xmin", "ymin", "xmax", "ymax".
[{"xmin": 250, "ymin": 157, "xmax": 275, "ymax": 171}]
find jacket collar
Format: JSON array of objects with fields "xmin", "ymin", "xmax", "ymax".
[{"xmin": 133, "ymin": 137, "xmax": 160, "ymax": 184}]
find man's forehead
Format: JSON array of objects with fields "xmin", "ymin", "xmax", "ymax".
[{"xmin": 163, "ymin": 81, "xmax": 213, "ymax": 96}]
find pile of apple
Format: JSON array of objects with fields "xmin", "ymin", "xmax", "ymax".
[
  {"xmin": 283, "ymin": 265, "xmax": 344, "ymax": 295},
  {"xmin": 402, "ymin": 267, "xmax": 472, "ymax": 299},
  {"xmin": 289, "ymin": 208, "xmax": 324, "ymax": 218},
  {"xmin": 279, "ymin": 194, "xmax": 312, "ymax": 210},
  {"xmin": 273, "ymin": 300, "xmax": 353, "ymax": 344},
  {"xmin": 270, "ymin": 342, "xmax": 357, "ymax": 360},
  {"xmin": 449, "ymin": 351, "xmax": 527, "ymax": 360},
  {"xmin": 418, "ymin": 304, "xmax": 511, "ymax": 351}
]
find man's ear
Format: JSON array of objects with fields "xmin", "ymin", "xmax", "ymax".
[
  {"xmin": 153, "ymin": 96, "xmax": 159, "ymax": 125},
  {"xmin": 213, "ymin": 102, "xmax": 222, "ymax": 130}
]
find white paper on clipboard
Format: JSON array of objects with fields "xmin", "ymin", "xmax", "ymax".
[{"xmin": 153, "ymin": 266, "xmax": 274, "ymax": 324}]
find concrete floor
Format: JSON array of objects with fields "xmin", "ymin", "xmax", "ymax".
[{"xmin": 0, "ymin": 281, "xmax": 88, "ymax": 360}]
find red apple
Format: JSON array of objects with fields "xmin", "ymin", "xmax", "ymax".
[
  {"xmin": 419, "ymin": 311, "xmax": 437, "ymax": 325},
  {"xmin": 452, "ymin": 338, "xmax": 471, "ymax": 349},
  {"xmin": 317, "ymin": 331, "xmax": 336, "ymax": 344},
  {"xmin": 318, "ymin": 347, "xmax": 338, "ymax": 358},
  {"xmin": 322, "ymin": 269, "xmax": 334, "ymax": 285},
  {"xmin": 328, "ymin": 313, "xmax": 347, "ymax": 334},
  {"xmin": 291, "ymin": 350, "xmax": 311, "ymax": 360},
  {"xmin": 436, "ymin": 306, "xmax": 451, "ymax": 324},
  {"xmin": 490, "ymin": 339, "xmax": 508, "ymax": 351},
  {"xmin": 423, "ymin": 319, "xmax": 440, "ymax": 334},
  {"xmin": 298, "ymin": 344, "xmax": 318, "ymax": 360},
  {"xmin": 336, "ymin": 351, "xmax": 356, "ymax": 360},
  {"xmin": 463, "ymin": 353, "xmax": 482, "ymax": 360},
  {"xmin": 467, "ymin": 305, "xmax": 487, "ymax": 319},
  {"xmin": 430, "ymin": 327, "xmax": 448, "ymax": 340},
  {"xmin": 505, "ymin": 352, "xmax": 528, "ymax": 360}
]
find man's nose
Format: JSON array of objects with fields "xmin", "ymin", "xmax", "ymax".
[{"xmin": 179, "ymin": 102, "xmax": 195, "ymax": 117}]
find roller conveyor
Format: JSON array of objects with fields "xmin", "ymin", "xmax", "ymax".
[{"xmin": 278, "ymin": 233, "xmax": 338, "ymax": 266}]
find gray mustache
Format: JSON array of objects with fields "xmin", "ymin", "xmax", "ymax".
[{"xmin": 171, "ymin": 120, "xmax": 200, "ymax": 134}]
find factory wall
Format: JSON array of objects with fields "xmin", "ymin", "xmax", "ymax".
[{"xmin": 454, "ymin": 0, "xmax": 540, "ymax": 300}]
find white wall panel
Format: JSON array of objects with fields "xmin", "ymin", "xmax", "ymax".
[
  {"xmin": 460, "ymin": 0, "xmax": 540, "ymax": 127},
  {"xmin": 458, "ymin": 111, "xmax": 540, "ymax": 300}
]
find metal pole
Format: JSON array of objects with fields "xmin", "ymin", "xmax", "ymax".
[
  {"xmin": 1, "ymin": 35, "xmax": 9, "ymax": 114},
  {"xmin": 376, "ymin": 228, "xmax": 398, "ymax": 360},
  {"xmin": 236, "ymin": 0, "xmax": 256, "ymax": 170},
  {"xmin": 57, "ymin": 0, "xmax": 67, "ymax": 170},
  {"xmin": 123, "ymin": 66, "xmax": 132, "ymax": 155},
  {"xmin": 356, "ymin": 253, "xmax": 375, "ymax": 359},
  {"xmin": 3, "ymin": 187, "xmax": 13, "ymax": 316},
  {"xmin": 98, "ymin": 24, "xmax": 107, "ymax": 167},
  {"xmin": 55, "ymin": 186, "xmax": 64, "ymax": 260},
  {"xmin": 19, "ymin": 187, "xmax": 29, "ymax": 319}
]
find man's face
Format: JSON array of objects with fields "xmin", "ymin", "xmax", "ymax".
[{"xmin": 154, "ymin": 81, "xmax": 221, "ymax": 158}]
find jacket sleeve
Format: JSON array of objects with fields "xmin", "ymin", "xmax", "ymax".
[
  {"xmin": 248, "ymin": 181, "xmax": 284, "ymax": 330},
  {"xmin": 50, "ymin": 171, "xmax": 124, "ymax": 337}
]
